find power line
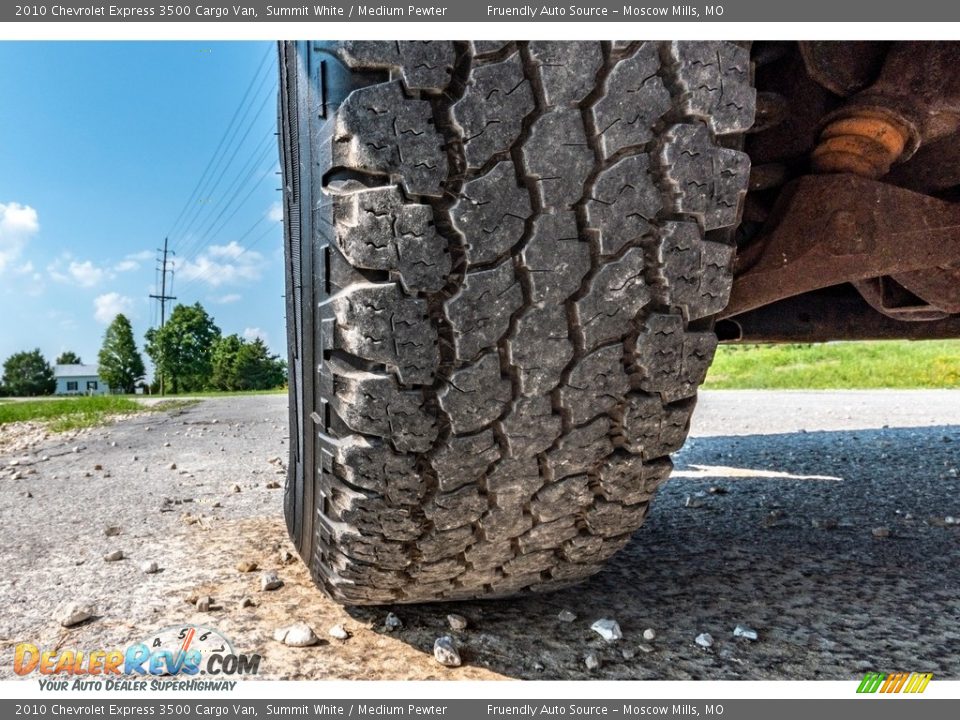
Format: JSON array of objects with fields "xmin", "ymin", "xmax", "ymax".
[
  {"xmin": 165, "ymin": 43, "xmax": 273, "ymax": 244},
  {"xmin": 156, "ymin": 43, "xmax": 280, "ymax": 302},
  {"xmin": 181, "ymin": 220, "xmax": 281, "ymax": 294},
  {"xmin": 171, "ymin": 72, "xmax": 275, "ymax": 256},
  {"xmin": 175, "ymin": 133, "xmax": 277, "ymax": 264},
  {"xmin": 176, "ymin": 205, "xmax": 281, "ymax": 293},
  {"xmin": 184, "ymin": 156, "xmax": 278, "ymax": 261}
]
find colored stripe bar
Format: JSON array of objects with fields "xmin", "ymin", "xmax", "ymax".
[{"xmin": 857, "ymin": 672, "xmax": 886, "ymax": 693}]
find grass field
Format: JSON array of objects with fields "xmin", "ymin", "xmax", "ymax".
[
  {"xmin": 0, "ymin": 396, "xmax": 195, "ymax": 432},
  {"xmin": 163, "ymin": 388, "xmax": 286, "ymax": 398},
  {"xmin": 705, "ymin": 340, "xmax": 960, "ymax": 390}
]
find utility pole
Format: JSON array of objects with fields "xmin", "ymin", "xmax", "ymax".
[{"xmin": 149, "ymin": 237, "xmax": 176, "ymax": 395}]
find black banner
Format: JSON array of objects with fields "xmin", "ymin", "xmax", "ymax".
[
  {"xmin": 0, "ymin": 700, "xmax": 960, "ymax": 720},
  {"xmin": 4, "ymin": 1, "xmax": 960, "ymax": 22},
  {"xmin": 3, "ymin": 700, "xmax": 959, "ymax": 720}
]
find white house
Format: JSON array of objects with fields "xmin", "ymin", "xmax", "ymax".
[{"xmin": 54, "ymin": 365, "xmax": 110, "ymax": 396}]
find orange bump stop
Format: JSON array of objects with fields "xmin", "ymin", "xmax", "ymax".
[{"xmin": 812, "ymin": 115, "xmax": 910, "ymax": 179}]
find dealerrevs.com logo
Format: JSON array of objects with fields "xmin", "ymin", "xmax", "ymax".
[{"xmin": 14, "ymin": 625, "xmax": 261, "ymax": 691}]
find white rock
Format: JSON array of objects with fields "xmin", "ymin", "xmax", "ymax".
[
  {"xmin": 557, "ymin": 610, "xmax": 577, "ymax": 623},
  {"xmin": 637, "ymin": 642, "xmax": 655, "ymax": 654},
  {"xmin": 274, "ymin": 623, "xmax": 318, "ymax": 647},
  {"xmin": 872, "ymin": 526, "xmax": 891, "ymax": 539},
  {"xmin": 433, "ymin": 636, "xmax": 461, "ymax": 667},
  {"xmin": 384, "ymin": 612, "xmax": 403, "ymax": 631},
  {"xmin": 643, "ymin": 628, "xmax": 656, "ymax": 641},
  {"xmin": 141, "ymin": 561, "xmax": 160, "ymax": 574},
  {"xmin": 260, "ymin": 571, "xmax": 283, "ymax": 591},
  {"xmin": 591, "ymin": 618, "xmax": 622, "ymax": 642},
  {"xmin": 196, "ymin": 596, "xmax": 213, "ymax": 612},
  {"xmin": 329, "ymin": 624, "xmax": 350, "ymax": 640},
  {"xmin": 695, "ymin": 632, "xmax": 714, "ymax": 648},
  {"xmin": 56, "ymin": 601, "xmax": 96, "ymax": 627},
  {"xmin": 447, "ymin": 614, "xmax": 468, "ymax": 632},
  {"xmin": 584, "ymin": 652, "xmax": 600, "ymax": 670},
  {"xmin": 733, "ymin": 625, "xmax": 758, "ymax": 641},
  {"xmin": 621, "ymin": 648, "xmax": 636, "ymax": 660},
  {"xmin": 945, "ymin": 516, "xmax": 959, "ymax": 526},
  {"xmin": 103, "ymin": 550, "xmax": 125, "ymax": 562}
]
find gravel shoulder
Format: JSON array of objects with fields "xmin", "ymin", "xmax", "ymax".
[{"xmin": 1, "ymin": 391, "xmax": 958, "ymax": 680}]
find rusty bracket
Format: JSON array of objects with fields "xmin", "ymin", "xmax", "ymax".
[
  {"xmin": 723, "ymin": 174, "xmax": 960, "ymax": 318},
  {"xmin": 718, "ymin": 287, "xmax": 960, "ymax": 344}
]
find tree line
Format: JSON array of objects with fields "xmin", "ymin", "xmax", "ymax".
[{"xmin": 0, "ymin": 302, "xmax": 286, "ymax": 397}]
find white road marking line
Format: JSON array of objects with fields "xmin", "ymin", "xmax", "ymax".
[{"xmin": 672, "ymin": 464, "xmax": 843, "ymax": 481}]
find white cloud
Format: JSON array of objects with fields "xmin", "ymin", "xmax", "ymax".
[
  {"xmin": 113, "ymin": 250, "xmax": 152, "ymax": 273},
  {"xmin": 268, "ymin": 201, "xmax": 284, "ymax": 223},
  {"xmin": 68, "ymin": 260, "xmax": 107, "ymax": 287},
  {"xmin": 113, "ymin": 259, "xmax": 140, "ymax": 273},
  {"xmin": 47, "ymin": 309, "xmax": 77, "ymax": 330},
  {"xmin": 243, "ymin": 327, "xmax": 268, "ymax": 344},
  {"xmin": 15, "ymin": 261, "xmax": 34, "ymax": 275},
  {"xmin": 215, "ymin": 293, "xmax": 242, "ymax": 304},
  {"xmin": 0, "ymin": 202, "xmax": 40, "ymax": 274},
  {"xmin": 175, "ymin": 242, "xmax": 263, "ymax": 288},
  {"xmin": 25, "ymin": 273, "xmax": 45, "ymax": 297},
  {"xmin": 94, "ymin": 292, "xmax": 134, "ymax": 324},
  {"xmin": 207, "ymin": 242, "xmax": 246, "ymax": 260},
  {"xmin": 48, "ymin": 254, "xmax": 113, "ymax": 287}
]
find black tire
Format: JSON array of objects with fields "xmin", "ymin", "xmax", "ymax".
[{"xmin": 279, "ymin": 41, "xmax": 755, "ymax": 605}]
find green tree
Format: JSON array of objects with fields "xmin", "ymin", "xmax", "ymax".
[
  {"xmin": 234, "ymin": 338, "xmax": 287, "ymax": 390},
  {"xmin": 2, "ymin": 349, "xmax": 55, "ymax": 396},
  {"xmin": 97, "ymin": 314, "xmax": 146, "ymax": 394},
  {"xmin": 145, "ymin": 303, "xmax": 221, "ymax": 393},
  {"xmin": 56, "ymin": 351, "xmax": 83, "ymax": 365},
  {"xmin": 209, "ymin": 335, "xmax": 286, "ymax": 391},
  {"xmin": 210, "ymin": 334, "xmax": 245, "ymax": 391}
]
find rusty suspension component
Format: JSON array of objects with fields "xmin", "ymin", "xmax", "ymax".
[
  {"xmin": 724, "ymin": 174, "xmax": 960, "ymax": 319},
  {"xmin": 812, "ymin": 42, "xmax": 960, "ymax": 179},
  {"xmin": 812, "ymin": 114, "xmax": 910, "ymax": 178},
  {"xmin": 719, "ymin": 287, "xmax": 960, "ymax": 344}
]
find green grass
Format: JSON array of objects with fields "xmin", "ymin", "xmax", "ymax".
[
  {"xmin": 161, "ymin": 388, "xmax": 286, "ymax": 398},
  {"xmin": 0, "ymin": 396, "xmax": 199, "ymax": 432},
  {"xmin": 704, "ymin": 340, "xmax": 960, "ymax": 389}
]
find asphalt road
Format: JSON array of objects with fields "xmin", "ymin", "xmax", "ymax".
[{"xmin": 0, "ymin": 390, "xmax": 957, "ymax": 680}]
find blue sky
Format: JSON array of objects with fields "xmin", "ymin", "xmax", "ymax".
[{"xmin": 0, "ymin": 41, "xmax": 284, "ymax": 371}]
